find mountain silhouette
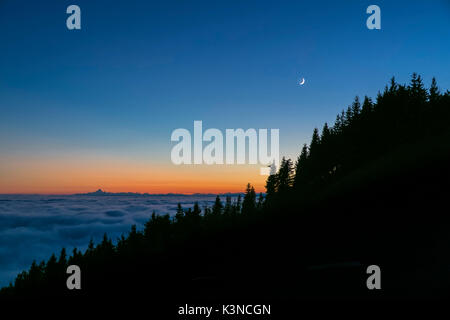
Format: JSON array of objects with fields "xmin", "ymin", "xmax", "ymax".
[{"xmin": 2, "ymin": 74, "xmax": 450, "ymax": 304}]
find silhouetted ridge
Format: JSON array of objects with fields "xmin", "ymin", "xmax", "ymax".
[{"xmin": 2, "ymin": 74, "xmax": 450, "ymax": 300}]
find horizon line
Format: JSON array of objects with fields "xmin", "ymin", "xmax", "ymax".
[{"xmin": 0, "ymin": 191, "xmax": 249, "ymax": 196}]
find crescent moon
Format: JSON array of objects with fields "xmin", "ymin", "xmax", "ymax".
[{"xmin": 299, "ymin": 78, "xmax": 305, "ymax": 85}]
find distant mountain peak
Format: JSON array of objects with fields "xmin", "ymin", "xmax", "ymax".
[{"xmin": 74, "ymin": 189, "xmax": 246, "ymax": 197}]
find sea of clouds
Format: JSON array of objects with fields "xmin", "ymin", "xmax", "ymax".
[{"xmin": 0, "ymin": 194, "xmax": 225, "ymax": 287}]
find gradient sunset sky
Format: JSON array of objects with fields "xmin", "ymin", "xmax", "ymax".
[{"xmin": 1, "ymin": 0, "xmax": 449, "ymax": 194}]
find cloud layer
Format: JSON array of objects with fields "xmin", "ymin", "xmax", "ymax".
[{"xmin": 0, "ymin": 194, "xmax": 219, "ymax": 287}]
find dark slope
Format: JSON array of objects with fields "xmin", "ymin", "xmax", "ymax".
[{"xmin": 2, "ymin": 75, "xmax": 450, "ymax": 305}]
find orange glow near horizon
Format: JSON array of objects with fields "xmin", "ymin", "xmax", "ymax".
[{"xmin": 0, "ymin": 154, "xmax": 267, "ymax": 195}]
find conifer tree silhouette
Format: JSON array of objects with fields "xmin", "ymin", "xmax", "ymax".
[
  {"xmin": 212, "ymin": 195, "xmax": 223, "ymax": 215},
  {"xmin": 242, "ymin": 183, "xmax": 256, "ymax": 215}
]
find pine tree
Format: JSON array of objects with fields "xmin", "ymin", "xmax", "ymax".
[
  {"xmin": 58, "ymin": 248, "xmax": 67, "ymax": 266},
  {"xmin": 87, "ymin": 238, "xmax": 95, "ymax": 257},
  {"xmin": 212, "ymin": 195, "xmax": 223, "ymax": 215},
  {"xmin": 389, "ymin": 77, "xmax": 397, "ymax": 93},
  {"xmin": 127, "ymin": 224, "xmax": 139, "ymax": 249},
  {"xmin": 351, "ymin": 96, "xmax": 361, "ymax": 120},
  {"xmin": 344, "ymin": 106, "xmax": 353, "ymax": 127},
  {"xmin": 235, "ymin": 194, "xmax": 242, "ymax": 214},
  {"xmin": 192, "ymin": 202, "xmax": 201, "ymax": 217},
  {"xmin": 409, "ymin": 72, "xmax": 427, "ymax": 104},
  {"xmin": 96, "ymin": 233, "xmax": 114, "ymax": 260},
  {"xmin": 277, "ymin": 157, "xmax": 294, "ymax": 194},
  {"xmin": 175, "ymin": 203, "xmax": 184, "ymax": 222},
  {"xmin": 308, "ymin": 129, "xmax": 321, "ymax": 177},
  {"xmin": 242, "ymin": 183, "xmax": 256, "ymax": 215},
  {"xmin": 265, "ymin": 172, "xmax": 278, "ymax": 202},
  {"xmin": 256, "ymin": 193, "xmax": 264, "ymax": 210},
  {"xmin": 334, "ymin": 114, "xmax": 343, "ymax": 134},
  {"xmin": 44, "ymin": 253, "xmax": 58, "ymax": 286},
  {"xmin": 429, "ymin": 77, "xmax": 440, "ymax": 104},
  {"xmin": 309, "ymin": 128, "xmax": 321, "ymax": 157},
  {"xmin": 361, "ymin": 96, "xmax": 373, "ymax": 118},
  {"xmin": 28, "ymin": 260, "xmax": 44, "ymax": 289},
  {"xmin": 321, "ymin": 123, "xmax": 331, "ymax": 145},
  {"xmin": 224, "ymin": 196, "xmax": 232, "ymax": 215},
  {"xmin": 294, "ymin": 144, "xmax": 309, "ymax": 189}
]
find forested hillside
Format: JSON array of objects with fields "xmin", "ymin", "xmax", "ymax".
[{"xmin": 2, "ymin": 74, "xmax": 450, "ymax": 300}]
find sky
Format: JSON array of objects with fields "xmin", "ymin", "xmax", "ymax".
[{"xmin": 1, "ymin": 0, "xmax": 449, "ymax": 194}]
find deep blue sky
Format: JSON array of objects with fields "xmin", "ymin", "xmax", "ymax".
[{"xmin": 0, "ymin": 0, "xmax": 449, "ymax": 192}]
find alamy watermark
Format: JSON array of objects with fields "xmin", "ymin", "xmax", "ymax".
[
  {"xmin": 65, "ymin": 4, "xmax": 380, "ymax": 31},
  {"xmin": 170, "ymin": 121, "xmax": 279, "ymax": 175},
  {"xmin": 366, "ymin": 5, "xmax": 381, "ymax": 30},
  {"xmin": 66, "ymin": 265, "xmax": 81, "ymax": 290},
  {"xmin": 66, "ymin": 5, "xmax": 81, "ymax": 30}
]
